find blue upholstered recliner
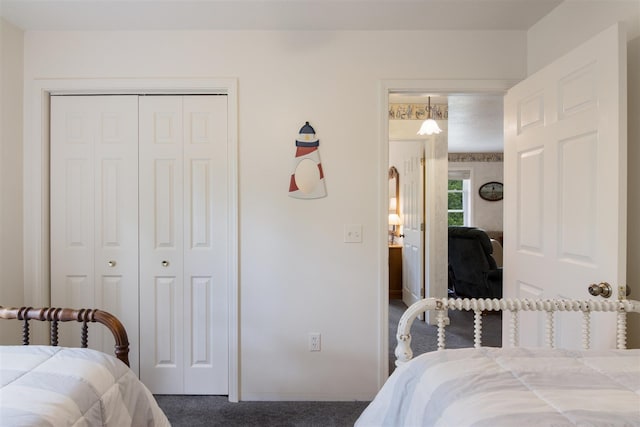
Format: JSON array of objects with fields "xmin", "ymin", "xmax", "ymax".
[{"xmin": 448, "ymin": 226, "xmax": 502, "ymax": 299}]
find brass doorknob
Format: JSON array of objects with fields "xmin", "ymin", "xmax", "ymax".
[
  {"xmin": 107, "ymin": 260, "xmax": 116, "ymax": 267},
  {"xmin": 588, "ymin": 282, "xmax": 612, "ymax": 298},
  {"xmin": 162, "ymin": 260, "xmax": 169, "ymax": 267}
]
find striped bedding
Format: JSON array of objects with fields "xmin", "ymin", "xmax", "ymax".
[
  {"xmin": 356, "ymin": 347, "xmax": 640, "ymax": 426},
  {"xmin": 0, "ymin": 345, "xmax": 170, "ymax": 426}
]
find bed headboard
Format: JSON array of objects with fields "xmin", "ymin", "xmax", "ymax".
[
  {"xmin": 0, "ymin": 306, "xmax": 130, "ymax": 367},
  {"xmin": 395, "ymin": 298, "xmax": 640, "ymax": 366}
]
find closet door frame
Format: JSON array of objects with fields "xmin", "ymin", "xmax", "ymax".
[{"xmin": 24, "ymin": 78, "xmax": 239, "ymax": 402}]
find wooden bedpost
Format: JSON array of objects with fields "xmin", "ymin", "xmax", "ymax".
[{"xmin": 0, "ymin": 306, "xmax": 130, "ymax": 367}]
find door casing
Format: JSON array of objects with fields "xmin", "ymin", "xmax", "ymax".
[{"xmin": 378, "ymin": 79, "xmax": 515, "ymax": 388}]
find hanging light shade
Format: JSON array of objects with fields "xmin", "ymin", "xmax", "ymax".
[{"xmin": 417, "ymin": 96, "xmax": 442, "ymax": 135}]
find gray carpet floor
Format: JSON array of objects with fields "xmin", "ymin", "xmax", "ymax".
[
  {"xmin": 154, "ymin": 396, "xmax": 369, "ymax": 427},
  {"xmin": 155, "ymin": 299, "xmax": 501, "ymax": 426}
]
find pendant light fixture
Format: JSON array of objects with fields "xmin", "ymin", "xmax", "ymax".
[{"xmin": 417, "ymin": 96, "xmax": 442, "ymax": 135}]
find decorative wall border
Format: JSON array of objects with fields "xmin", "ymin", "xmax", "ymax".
[
  {"xmin": 389, "ymin": 103, "xmax": 448, "ymax": 120},
  {"xmin": 449, "ymin": 153, "xmax": 503, "ymax": 162}
]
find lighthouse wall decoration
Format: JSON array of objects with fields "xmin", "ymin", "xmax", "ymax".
[{"xmin": 288, "ymin": 121, "xmax": 327, "ymax": 199}]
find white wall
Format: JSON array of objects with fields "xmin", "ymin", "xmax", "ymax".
[
  {"xmin": 527, "ymin": 0, "xmax": 640, "ymax": 348},
  {"xmin": 0, "ymin": 18, "xmax": 24, "ymax": 344},
  {"xmin": 21, "ymin": 29, "xmax": 526, "ymax": 400},
  {"xmin": 527, "ymin": 0, "xmax": 640, "ymax": 75},
  {"xmin": 449, "ymin": 160, "xmax": 503, "ymax": 233}
]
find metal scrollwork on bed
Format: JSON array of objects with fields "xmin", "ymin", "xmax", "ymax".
[
  {"xmin": 0, "ymin": 306, "xmax": 130, "ymax": 366},
  {"xmin": 395, "ymin": 298, "xmax": 640, "ymax": 366}
]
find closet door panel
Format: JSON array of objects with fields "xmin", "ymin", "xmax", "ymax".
[
  {"xmin": 182, "ymin": 96, "xmax": 229, "ymax": 393},
  {"xmin": 51, "ymin": 96, "xmax": 139, "ymax": 374},
  {"xmin": 52, "ymin": 97, "xmax": 94, "ymax": 329},
  {"xmin": 190, "ymin": 276, "xmax": 211, "ymax": 365},
  {"xmin": 93, "ymin": 96, "xmax": 140, "ymax": 374},
  {"xmin": 190, "ymin": 160, "xmax": 211, "ymax": 248},
  {"xmin": 140, "ymin": 95, "xmax": 228, "ymax": 394},
  {"xmin": 154, "ymin": 159, "xmax": 179, "ymax": 248},
  {"xmin": 139, "ymin": 96, "xmax": 185, "ymax": 393},
  {"xmin": 64, "ymin": 159, "xmax": 91, "ymax": 250},
  {"xmin": 154, "ymin": 276, "xmax": 179, "ymax": 365}
]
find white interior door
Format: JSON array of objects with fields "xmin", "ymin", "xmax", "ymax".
[
  {"xmin": 401, "ymin": 141, "xmax": 425, "ymax": 308},
  {"xmin": 424, "ymin": 135, "xmax": 449, "ymax": 324},
  {"xmin": 51, "ymin": 95, "xmax": 140, "ymax": 374},
  {"xmin": 504, "ymin": 24, "xmax": 626, "ymax": 349},
  {"xmin": 139, "ymin": 95, "xmax": 229, "ymax": 394}
]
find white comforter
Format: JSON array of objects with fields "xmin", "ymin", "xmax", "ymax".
[
  {"xmin": 357, "ymin": 347, "xmax": 640, "ymax": 426},
  {"xmin": 0, "ymin": 345, "xmax": 170, "ymax": 426}
]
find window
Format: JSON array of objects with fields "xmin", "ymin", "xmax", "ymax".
[{"xmin": 448, "ymin": 170, "xmax": 471, "ymax": 226}]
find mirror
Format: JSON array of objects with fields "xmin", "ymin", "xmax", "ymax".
[
  {"xmin": 388, "ymin": 166, "xmax": 399, "ymax": 214},
  {"xmin": 388, "ymin": 166, "xmax": 401, "ymax": 244}
]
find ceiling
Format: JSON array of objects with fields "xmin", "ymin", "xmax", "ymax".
[
  {"xmin": 389, "ymin": 94, "xmax": 504, "ymax": 153},
  {"xmin": 447, "ymin": 94, "xmax": 504, "ymax": 153},
  {"xmin": 1, "ymin": 0, "xmax": 559, "ymax": 154},
  {"xmin": 1, "ymin": 0, "xmax": 562, "ymax": 31}
]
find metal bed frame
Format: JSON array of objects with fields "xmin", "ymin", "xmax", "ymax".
[{"xmin": 395, "ymin": 297, "xmax": 640, "ymax": 366}]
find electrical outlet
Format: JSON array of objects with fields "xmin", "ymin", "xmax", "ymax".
[{"xmin": 309, "ymin": 332, "xmax": 321, "ymax": 352}]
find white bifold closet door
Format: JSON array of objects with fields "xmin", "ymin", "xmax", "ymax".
[
  {"xmin": 51, "ymin": 94, "xmax": 229, "ymax": 395},
  {"xmin": 51, "ymin": 95, "xmax": 140, "ymax": 375},
  {"xmin": 139, "ymin": 96, "xmax": 229, "ymax": 395}
]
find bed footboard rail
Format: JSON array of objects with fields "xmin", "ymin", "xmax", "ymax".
[
  {"xmin": 0, "ymin": 306, "xmax": 130, "ymax": 367},
  {"xmin": 395, "ymin": 298, "xmax": 640, "ymax": 366}
]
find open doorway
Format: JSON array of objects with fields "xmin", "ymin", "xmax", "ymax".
[{"xmin": 379, "ymin": 80, "xmax": 512, "ymax": 380}]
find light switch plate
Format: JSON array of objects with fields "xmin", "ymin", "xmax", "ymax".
[{"xmin": 344, "ymin": 224, "xmax": 362, "ymax": 243}]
